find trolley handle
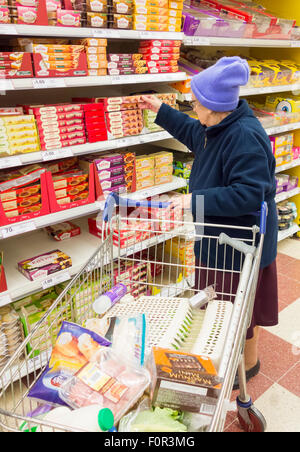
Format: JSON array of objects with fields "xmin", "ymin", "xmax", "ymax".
[
  {"xmin": 219, "ymin": 233, "xmax": 257, "ymax": 257},
  {"xmin": 103, "ymin": 192, "xmax": 171, "ymax": 222},
  {"xmin": 250, "ymin": 201, "xmax": 268, "ymax": 235}
]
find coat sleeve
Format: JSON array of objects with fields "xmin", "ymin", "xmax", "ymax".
[
  {"xmin": 155, "ymin": 103, "xmax": 206, "ymax": 152},
  {"xmin": 191, "ymin": 127, "xmax": 275, "ymax": 218}
]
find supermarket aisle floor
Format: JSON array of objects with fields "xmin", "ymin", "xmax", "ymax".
[{"xmin": 225, "ymin": 237, "xmax": 300, "ymax": 433}]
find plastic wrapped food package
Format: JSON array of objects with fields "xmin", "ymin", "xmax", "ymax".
[{"xmin": 59, "ymin": 348, "xmax": 150, "ymax": 423}]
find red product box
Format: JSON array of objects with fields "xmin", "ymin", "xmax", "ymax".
[
  {"xmin": 16, "ymin": 0, "xmax": 48, "ymax": 25},
  {"xmin": 146, "ymin": 60, "xmax": 178, "ymax": 68},
  {"xmin": 0, "ymin": 171, "xmax": 50, "ymax": 227},
  {"xmin": 45, "ymin": 221, "xmax": 81, "ymax": 241},
  {"xmin": 148, "ymin": 65, "xmax": 178, "ymax": 73},
  {"xmin": 139, "ymin": 46, "xmax": 180, "ymax": 55},
  {"xmin": 143, "ymin": 53, "xmax": 179, "ymax": 61},
  {"xmin": 46, "ymin": 162, "xmax": 95, "ymax": 213},
  {"xmin": 24, "ymin": 104, "xmax": 83, "ymax": 115},
  {"xmin": 0, "ymin": 53, "xmax": 33, "ymax": 79},
  {"xmin": 86, "ymin": 132, "xmax": 108, "ymax": 143},
  {"xmin": 82, "ymin": 103, "xmax": 105, "ymax": 112},
  {"xmin": 36, "ymin": 118, "xmax": 84, "ymax": 129},
  {"xmin": 32, "ymin": 52, "xmax": 88, "ymax": 78},
  {"xmin": 139, "ymin": 40, "xmax": 181, "ymax": 47}
]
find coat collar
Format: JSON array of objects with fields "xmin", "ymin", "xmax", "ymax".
[{"xmin": 204, "ymin": 99, "xmax": 254, "ymax": 136}]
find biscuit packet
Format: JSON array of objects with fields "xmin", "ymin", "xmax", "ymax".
[{"xmin": 28, "ymin": 321, "xmax": 111, "ymax": 406}]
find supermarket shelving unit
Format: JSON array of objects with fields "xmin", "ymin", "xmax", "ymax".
[
  {"xmin": 1, "ymin": 6, "xmax": 300, "ymax": 309},
  {"xmin": 1, "ymin": 1, "xmax": 300, "ymax": 387}
]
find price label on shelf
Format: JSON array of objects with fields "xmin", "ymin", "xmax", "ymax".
[
  {"xmin": 0, "ymin": 156, "xmax": 22, "ymax": 169},
  {"xmin": 0, "ymin": 293, "xmax": 12, "ymax": 308},
  {"xmin": 42, "ymin": 148, "xmax": 74, "ymax": 161},
  {"xmin": 0, "ymin": 79, "xmax": 13, "ymax": 92},
  {"xmin": 192, "ymin": 37, "xmax": 210, "ymax": 46},
  {"xmin": 0, "ymin": 221, "xmax": 36, "ymax": 239},
  {"xmin": 42, "ymin": 271, "xmax": 71, "ymax": 290},
  {"xmin": 92, "ymin": 29, "xmax": 106, "ymax": 37},
  {"xmin": 291, "ymin": 41, "xmax": 300, "ymax": 48},
  {"xmin": 33, "ymin": 78, "xmax": 66, "ymax": 89},
  {"xmin": 0, "ymin": 25, "xmax": 17, "ymax": 35},
  {"xmin": 111, "ymin": 75, "xmax": 122, "ymax": 84}
]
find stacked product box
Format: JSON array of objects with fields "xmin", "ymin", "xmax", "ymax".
[
  {"xmin": 99, "ymin": 96, "xmax": 144, "ymax": 139},
  {"xmin": 79, "ymin": 38, "xmax": 108, "ymax": 76},
  {"xmin": 110, "ymin": 0, "xmax": 133, "ymax": 29},
  {"xmin": 25, "ymin": 43, "xmax": 88, "ymax": 78},
  {"xmin": 182, "ymin": 2, "xmax": 249, "ymax": 38},
  {"xmin": 138, "ymin": 39, "xmax": 181, "ymax": 74},
  {"xmin": 275, "ymin": 173, "xmax": 298, "ymax": 195},
  {"xmin": 137, "ymin": 191, "xmax": 183, "ymax": 232},
  {"xmin": 173, "ymin": 151, "xmax": 193, "ymax": 194},
  {"xmin": 0, "ymin": 165, "xmax": 47, "ymax": 221},
  {"xmin": 113, "ymin": 260, "xmax": 149, "ymax": 298},
  {"xmin": 196, "ymin": 0, "xmax": 295, "ymax": 40},
  {"xmin": 65, "ymin": 0, "xmax": 134, "ymax": 29},
  {"xmin": 82, "ymin": 102, "xmax": 108, "ymax": 143},
  {"xmin": 269, "ymin": 132, "xmax": 294, "ymax": 167},
  {"xmin": 0, "ymin": 305, "xmax": 23, "ymax": 369},
  {"xmin": 165, "ymin": 235, "xmax": 195, "ymax": 276},
  {"xmin": 133, "ymin": 0, "xmax": 183, "ymax": 32},
  {"xmin": 143, "ymin": 92, "xmax": 177, "ymax": 132},
  {"xmin": 0, "ymin": 52, "xmax": 34, "ymax": 79},
  {"xmin": 51, "ymin": 167, "xmax": 90, "ymax": 205},
  {"xmin": 135, "ymin": 154, "xmax": 155, "ymax": 191},
  {"xmin": 82, "ymin": 153, "xmax": 127, "ymax": 196},
  {"xmin": 107, "ymin": 53, "xmax": 147, "ymax": 76},
  {"xmin": 88, "ymin": 213, "xmax": 153, "ymax": 247},
  {"xmin": 23, "ymin": 104, "xmax": 86, "ymax": 151},
  {"xmin": 0, "ymin": 114, "xmax": 40, "ymax": 157},
  {"xmin": 0, "ymin": 0, "xmax": 49, "ymax": 25},
  {"xmin": 11, "ymin": 288, "xmax": 64, "ymax": 355},
  {"xmin": 152, "ymin": 150, "xmax": 173, "ymax": 185}
]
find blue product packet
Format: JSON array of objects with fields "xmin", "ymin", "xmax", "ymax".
[{"xmin": 28, "ymin": 321, "xmax": 111, "ymax": 406}]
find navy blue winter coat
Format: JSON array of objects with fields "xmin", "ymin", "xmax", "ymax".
[{"xmin": 155, "ymin": 99, "xmax": 278, "ymax": 269}]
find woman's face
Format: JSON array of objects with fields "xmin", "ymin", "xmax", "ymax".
[{"xmin": 191, "ymin": 94, "xmax": 212, "ymax": 126}]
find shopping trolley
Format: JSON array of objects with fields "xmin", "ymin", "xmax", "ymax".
[{"xmin": 0, "ymin": 192, "xmax": 268, "ymax": 433}]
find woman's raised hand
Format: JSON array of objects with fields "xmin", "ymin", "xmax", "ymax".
[{"xmin": 140, "ymin": 95, "xmax": 163, "ymax": 113}]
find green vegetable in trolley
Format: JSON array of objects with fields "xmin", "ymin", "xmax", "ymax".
[{"xmin": 123, "ymin": 407, "xmax": 187, "ymax": 433}]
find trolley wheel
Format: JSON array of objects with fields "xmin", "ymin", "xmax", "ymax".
[{"xmin": 236, "ymin": 398, "xmax": 267, "ymax": 432}]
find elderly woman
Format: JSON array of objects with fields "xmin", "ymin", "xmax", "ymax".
[{"xmin": 141, "ymin": 56, "xmax": 278, "ymax": 389}]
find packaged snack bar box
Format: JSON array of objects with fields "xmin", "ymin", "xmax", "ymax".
[
  {"xmin": 151, "ymin": 347, "xmax": 221, "ymax": 415},
  {"xmin": 18, "ymin": 250, "xmax": 72, "ymax": 281}
]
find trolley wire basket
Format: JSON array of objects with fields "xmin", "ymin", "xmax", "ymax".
[{"xmin": 0, "ymin": 194, "xmax": 268, "ymax": 433}]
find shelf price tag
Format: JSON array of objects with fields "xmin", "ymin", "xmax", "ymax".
[
  {"xmin": 192, "ymin": 37, "xmax": 210, "ymax": 46},
  {"xmin": 0, "ymin": 221, "xmax": 36, "ymax": 239},
  {"xmin": 42, "ymin": 271, "xmax": 71, "ymax": 290},
  {"xmin": 0, "ymin": 79, "xmax": 13, "ymax": 92},
  {"xmin": 0, "ymin": 25, "xmax": 17, "ymax": 35},
  {"xmin": 42, "ymin": 148, "xmax": 74, "ymax": 161},
  {"xmin": 0, "ymin": 156, "xmax": 22, "ymax": 169},
  {"xmin": 291, "ymin": 41, "xmax": 300, "ymax": 48},
  {"xmin": 33, "ymin": 78, "xmax": 66, "ymax": 89},
  {"xmin": 111, "ymin": 75, "xmax": 122, "ymax": 84},
  {"xmin": 0, "ymin": 293, "xmax": 12, "ymax": 308}
]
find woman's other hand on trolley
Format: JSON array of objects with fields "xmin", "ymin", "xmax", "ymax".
[{"xmin": 140, "ymin": 95, "xmax": 162, "ymax": 113}]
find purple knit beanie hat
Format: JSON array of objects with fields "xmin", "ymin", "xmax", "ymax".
[{"xmin": 191, "ymin": 56, "xmax": 250, "ymax": 112}]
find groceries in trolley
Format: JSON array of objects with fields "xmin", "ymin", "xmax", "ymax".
[
  {"xmin": 16, "ymin": 280, "xmax": 236, "ymax": 431},
  {"xmin": 27, "ymin": 321, "xmax": 111, "ymax": 406}
]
